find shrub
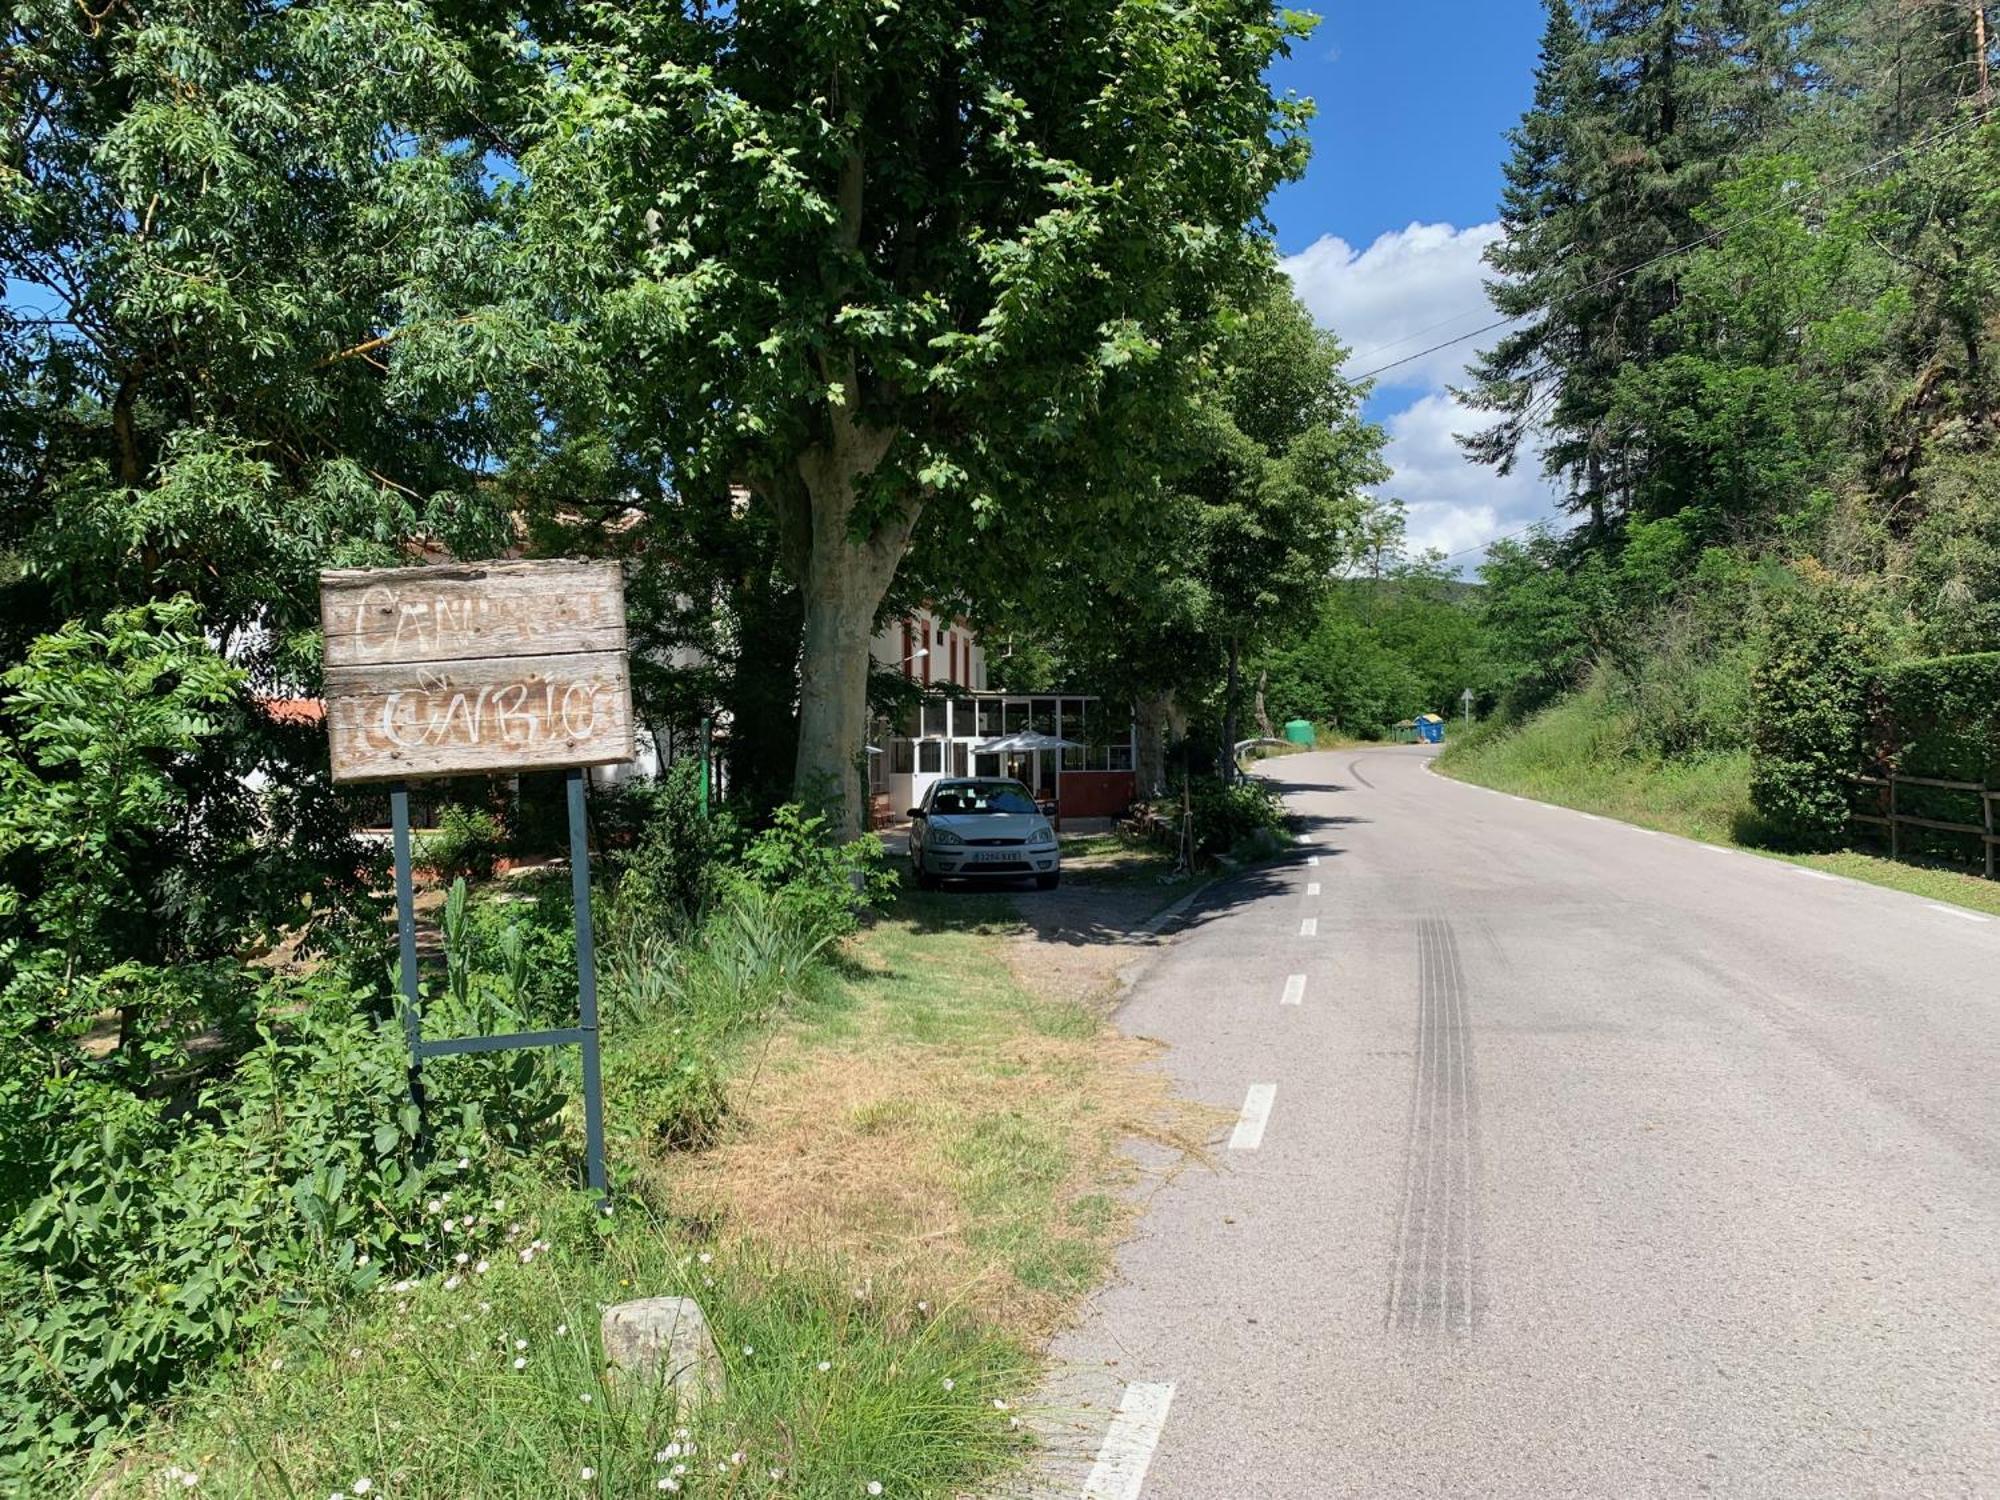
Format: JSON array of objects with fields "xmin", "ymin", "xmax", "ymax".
[
  {"xmin": 416, "ymin": 803, "xmax": 508, "ymax": 883},
  {"xmin": 734, "ymin": 802, "xmax": 895, "ymax": 940},
  {"xmin": 611, "ymin": 758, "xmax": 736, "ymax": 939},
  {"xmin": 0, "ymin": 969, "xmax": 568, "ymax": 1478},
  {"xmin": 1748, "ymin": 564, "xmax": 1885, "ymax": 849},
  {"xmin": 1870, "ymin": 651, "xmax": 2000, "ymax": 866},
  {"xmin": 1182, "ymin": 775, "xmax": 1288, "ymax": 861}
]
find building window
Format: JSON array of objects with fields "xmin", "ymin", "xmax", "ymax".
[
  {"xmin": 1031, "ymin": 698, "xmax": 1056, "ymax": 734},
  {"xmin": 892, "ymin": 739, "xmax": 914, "ymax": 774},
  {"xmin": 950, "ymin": 698, "xmax": 975, "ymax": 741},
  {"xmin": 1108, "ymin": 743, "xmax": 1134, "ymax": 772},
  {"xmin": 952, "ymin": 742, "xmax": 968, "ymax": 776},
  {"xmin": 1005, "ymin": 699, "xmax": 1029, "ymax": 733},
  {"xmin": 869, "ymin": 748, "xmax": 885, "ymax": 789},
  {"xmin": 974, "ymin": 752, "xmax": 1001, "ymax": 777},
  {"xmin": 922, "ymin": 696, "xmax": 949, "ymax": 737},
  {"xmin": 918, "ymin": 740, "xmax": 942, "ymax": 773},
  {"xmin": 979, "ymin": 698, "xmax": 1004, "ymax": 736}
]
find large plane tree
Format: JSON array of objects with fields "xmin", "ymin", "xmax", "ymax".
[{"xmin": 518, "ymin": 0, "xmax": 1314, "ymax": 831}]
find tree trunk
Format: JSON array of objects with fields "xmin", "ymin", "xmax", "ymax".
[
  {"xmin": 1253, "ymin": 666, "xmax": 1272, "ymax": 741},
  {"xmin": 775, "ymin": 365, "xmax": 913, "ymax": 838},
  {"xmin": 1134, "ymin": 691, "xmax": 1174, "ymax": 798},
  {"xmin": 1221, "ymin": 637, "xmax": 1242, "ymax": 783}
]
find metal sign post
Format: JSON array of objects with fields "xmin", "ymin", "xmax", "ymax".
[
  {"xmin": 1461, "ymin": 687, "xmax": 1475, "ymax": 729},
  {"xmin": 323, "ymin": 560, "xmax": 633, "ymax": 1202}
]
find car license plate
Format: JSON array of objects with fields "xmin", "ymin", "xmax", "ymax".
[{"xmin": 969, "ymin": 850, "xmax": 1015, "ymax": 862}]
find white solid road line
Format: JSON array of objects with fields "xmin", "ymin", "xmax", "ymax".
[
  {"xmin": 1082, "ymin": 1382, "xmax": 1177, "ymax": 1500},
  {"xmin": 1229, "ymin": 1085, "xmax": 1276, "ymax": 1150},
  {"xmin": 1307, "ymin": 854, "xmax": 1320, "ymax": 867},
  {"xmin": 1793, "ymin": 868, "xmax": 1839, "ymax": 882},
  {"xmin": 1299, "ymin": 917, "xmax": 1318, "ymax": 937},
  {"xmin": 1579, "ymin": 812, "xmax": 1603, "ymax": 822},
  {"xmin": 1281, "ymin": 973, "xmax": 1306, "ymax": 1006},
  {"xmin": 1927, "ymin": 903, "xmax": 1992, "ymax": 924},
  {"xmin": 1306, "ymin": 881, "xmax": 1321, "ymax": 896}
]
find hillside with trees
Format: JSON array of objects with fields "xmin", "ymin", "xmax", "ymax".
[{"xmin": 1434, "ymin": 0, "xmax": 1999, "ymax": 867}]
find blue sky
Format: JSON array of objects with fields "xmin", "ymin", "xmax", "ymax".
[{"xmin": 1270, "ymin": 1, "xmax": 1564, "ymax": 567}]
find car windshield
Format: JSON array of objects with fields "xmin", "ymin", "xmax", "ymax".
[{"xmin": 929, "ymin": 782, "xmax": 1038, "ymax": 816}]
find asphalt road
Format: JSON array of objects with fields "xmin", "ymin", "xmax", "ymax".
[{"xmin": 1038, "ymin": 746, "xmax": 2000, "ymax": 1499}]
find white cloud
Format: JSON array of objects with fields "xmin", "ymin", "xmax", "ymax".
[
  {"xmin": 1379, "ymin": 393, "xmax": 1568, "ymax": 561},
  {"xmin": 1281, "ymin": 222, "xmax": 1569, "ymax": 571}
]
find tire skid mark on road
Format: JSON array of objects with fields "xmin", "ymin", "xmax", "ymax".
[{"xmin": 1386, "ymin": 914, "xmax": 1479, "ymax": 1339}]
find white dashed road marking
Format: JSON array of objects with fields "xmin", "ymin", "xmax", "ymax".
[
  {"xmin": 1307, "ymin": 854, "xmax": 1320, "ymax": 867},
  {"xmin": 1082, "ymin": 1382, "xmax": 1177, "ymax": 1500},
  {"xmin": 1300, "ymin": 917, "xmax": 1318, "ymax": 937},
  {"xmin": 1281, "ymin": 973, "xmax": 1306, "ymax": 1007},
  {"xmin": 1306, "ymin": 881, "xmax": 1321, "ymax": 896},
  {"xmin": 1230, "ymin": 1085, "xmax": 1276, "ymax": 1150},
  {"xmin": 1926, "ymin": 903, "xmax": 1991, "ymax": 924}
]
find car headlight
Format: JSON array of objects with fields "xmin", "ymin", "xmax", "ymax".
[
  {"xmin": 929, "ymin": 827, "xmax": 965, "ymax": 848},
  {"xmin": 1028, "ymin": 824, "xmax": 1057, "ymax": 848}
]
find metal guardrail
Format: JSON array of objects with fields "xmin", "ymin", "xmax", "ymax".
[{"xmin": 1850, "ymin": 771, "xmax": 1999, "ymax": 880}]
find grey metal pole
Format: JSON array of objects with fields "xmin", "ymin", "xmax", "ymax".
[
  {"xmin": 389, "ymin": 784, "xmax": 426, "ymax": 1153},
  {"xmin": 567, "ymin": 767, "xmax": 608, "ymax": 1201}
]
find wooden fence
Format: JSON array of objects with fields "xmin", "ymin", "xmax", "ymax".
[{"xmin": 1850, "ymin": 772, "xmax": 1999, "ymax": 880}]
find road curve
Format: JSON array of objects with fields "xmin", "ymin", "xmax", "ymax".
[{"xmin": 1037, "ymin": 746, "xmax": 2000, "ymax": 1499}]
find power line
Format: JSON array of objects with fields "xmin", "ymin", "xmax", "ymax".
[{"xmin": 1346, "ymin": 109, "xmax": 1990, "ymax": 385}]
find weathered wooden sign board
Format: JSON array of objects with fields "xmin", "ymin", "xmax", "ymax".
[{"xmin": 319, "ymin": 559, "xmax": 634, "ymax": 783}]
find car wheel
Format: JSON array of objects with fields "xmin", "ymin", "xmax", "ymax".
[
  {"xmin": 913, "ymin": 856, "xmax": 939, "ymax": 891},
  {"xmin": 1034, "ymin": 871, "xmax": 1060, "ymax": 891}
]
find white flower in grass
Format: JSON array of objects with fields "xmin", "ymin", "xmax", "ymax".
[
  {"xmin": 513, "ymin": 1356, "xmax": 528, "ymax": 1370},
  {"xmin": 443, "ymin": 1275, "xmax": 462, "ymax": 1291},
  {"xmin": 1009, "ymin": 1416, "xmax": 1022, "ymax": 1429},
  {"xmin": 697, "ymin": 1252, "xmax": 712, "ymax": 1265},
  {"xmin": 180, "ymin": 1474, "xmax": 199, "ymax": 1491},
  {"xmin": 992, "ymin": 1399, "xmax": 1009, "ymax": 1411},
  {"xmin": 674, "ymin": 1426, "xmax": 690, "ymax": 1439},
  {"xmin": 330, "ymin": 1492, "xmax": 345, "ymax": 1500},
  {"xmin": 474, "ymin": 1260, "xmax": 490, "ymax": 1274},
  {"xmin": 742, "ymin": 1345, "xmax": 754, "ymax": 1357},
  {"xmin": 478, "ymin": 1301, "xmax": 492, "ymax": 1313},
  {"xmin": 443, "ymin": 1218, "xmax": 457, "ymax": 1233},
  {"xmin": 515, "ymin": 1338, "xmax": 528, "ymax": 1350},
  {"xmin": 352, "ymin": 1481, "xmax": 373, "ymax": 1496},
  {"xmin": 269, "ymin": 1357, "xmax": 284, "ymax": 1372},
  {"xmin": 917, "ymin": 1301, "xmax": 930, "ymax": 1313},
  {"xmin": 816, "ymin": 1360, "xmax": 831, "ymax": 1372},
  {"xmin": 492, "ymin": 1196, "xmax": 506, "ymax": 1211},
  {"xmin": 701, "ymin": 1276, "xmax": 714, "ymax": 1288},
  {"xmin": 426, "ymin": 1199, "xmax": 443, "ymax": 1214},
  {"xmin": 655, "ymin": 1443, "xmax": 681, "ymax": 1461},
  {"xmin": 580, "ymin": 1467, "xmax": 595, "ymax": 1481},
  {"xmin": 867, "ymin": 1483, "xmax": 884, "ymax": 1496},
  {"xmin": 555, "ymin": 1323, "xmax": 568, "ymax": 1336},
  {"xmin": 579, "ymin": 1392, "xmax": 593, "ymax": 1404},
  {"xmin": 355, "ymin": 1254, "xmax": 369, "ymax": 1267},
  {"xmin": 348, "ymin": 1347, "xmax": 363, "ymax": 1360},
  {"xmin": 657, "ymin": 1482, "xmax": 679, "ymax": 1494},
  {"xmin": 520, "ymin": 1249, "xmax": 535, "ymax": 1265},
  {"xmin": 942, "ymin": 1378, "xmax": 955, "ymax": 1391},
  {"xmin": 770, "ymin": 1470, "xmax": 784, "ymax": 1481},
  {"xmin": 455, "ymin": 1252, "xmax": 469, "ymax": 1266},
  {"xmin": 457, "ymin": 1156, "xmax": 470, "ymax": 1169},
  {"xmin": 672, "ymin": 1463, "xmax": 687, "ymax": 1476},
  {"xmin": 730, "ymin": 1451, "xmax": 744, "ymax": 1466}
]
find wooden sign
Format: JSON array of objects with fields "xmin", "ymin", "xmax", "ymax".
[{"xmin": 319, "ymin": 560, "xmax": 635, "ymax": 783}]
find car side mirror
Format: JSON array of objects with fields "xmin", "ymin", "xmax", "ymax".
[{"xmin": 907, "ymin": 808, "xmax": 925, "ymax": 819}]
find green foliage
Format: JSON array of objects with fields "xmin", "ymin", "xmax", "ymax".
[
  {"xmin": 609, "ymin": 759, "xmax": 737, "ymax": 941},
  {"xmin": 1181, "ymin": 776, "xmax": 1288, "ymax": 862},
  {"xmin": 733, "ymin": 804, "xmax": 895, "ymax": 941},
  {"xmin": 417, "ymin": 804, "xmax": 508, "ymax": 885},
  {"xmin": 1868, "ymin": 652, "xmax": 2000, "ymax": 866},
  {"xmin": 1748, "ymin": 566, "xmax": 1886, "ymax": 849},
  {"xmin": 0, "ymin": 969, "xmax": 567, "ymax": 1479}
]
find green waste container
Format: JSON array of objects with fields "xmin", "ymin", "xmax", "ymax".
[{"xmin": 1282, "ymin": 719, "xmax": 1315, "ymax": 746}]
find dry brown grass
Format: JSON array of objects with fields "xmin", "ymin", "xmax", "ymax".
[{"xmin": 635, "ymin": 899, "xmax": 1215, "ymax": 1339}]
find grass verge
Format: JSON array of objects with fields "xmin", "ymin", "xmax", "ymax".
[
  {"xmin": 1439, "ymin": 696, "xmax": 2000, "ymax": 919},
  {"xmin": 89, "ymin": 886, "xmax": 1198, "ymax": 1497}
]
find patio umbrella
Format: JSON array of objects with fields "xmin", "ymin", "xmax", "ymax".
[{"xmin": 971, "ymin": 730, "xmax": 1081, "ymax": 754}]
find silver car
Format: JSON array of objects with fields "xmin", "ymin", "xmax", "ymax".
[{"xmin": 909, "ymin": 778, "xmax": 1061, "ymax": 890}]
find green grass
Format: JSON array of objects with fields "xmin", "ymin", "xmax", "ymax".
[
  {"xmin": 77, "ymin": 890, "xmax": 1179, "ymax": 1499},
  {"xmin": 84, "ymin": 1190, "xmax": 1031, "ymax": 1499},
  {"xmin": 1438, "ymin": 691, "xmax": 2000, "ymax": 919}
]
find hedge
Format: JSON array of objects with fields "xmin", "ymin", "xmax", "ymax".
[{"xmin": 1868, "ymin": 652, "xmax": 2000, "ymax": 868}]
